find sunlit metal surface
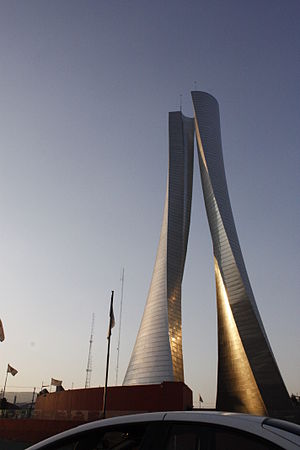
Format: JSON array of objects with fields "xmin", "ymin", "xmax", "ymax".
[
  {"xmin": 123, "ymin": 112, "xmax": 194, "ymax": 385},
  {"xmin": 215, "ymin": 257, "xmax": 266, "ymax": 415},
  {"xmin": 192, "ymin": 91, "xmax": 292, "ymax": 417}
]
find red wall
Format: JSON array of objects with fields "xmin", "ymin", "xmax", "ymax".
[
  {"xmin": 0, "ymin": 419, "xmax": 85, "ymax": 444},
  {"xmin": 0, "ymin": 383, "xmax": 193, "ymax": 444},
  {"xmin": 34, "ymin": 382, "xmax": 193, "ymax": 420}
]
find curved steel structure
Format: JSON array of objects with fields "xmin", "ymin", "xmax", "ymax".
[
  {"xmin": 192, "ymin": 91, "xmax": 292, "ymax": 417},
  {"xmin": 123, "ymin": 111, "xmax": 194, "ymax": 385}
]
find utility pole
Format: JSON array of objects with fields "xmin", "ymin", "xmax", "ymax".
[{"xmin": 85, "ymin": 313, "xmax": 95, "ymax": 388}]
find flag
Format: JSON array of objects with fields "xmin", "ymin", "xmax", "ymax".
[
  {"xmin": 51, "ymin": 378, "xmax": 62, "ymax": 387},
  {"xmin": 0, "ymin": 320, "xmax": 4, "ymax": 342},
  {"xmin": 107, "ymin": 291, "xmax": 115, "ymax": 338},
  {"xmin": 7, "ymin": 364, "xmax": 18, "ymax": 376},
  {"xmin": 110, "ymin": 303, "xmax": 115, "ymax": 330}
]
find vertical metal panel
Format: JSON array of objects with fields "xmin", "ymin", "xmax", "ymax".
[{"xmin": 123, "ymin": 112, "xmax": 194, "ymax": 385}]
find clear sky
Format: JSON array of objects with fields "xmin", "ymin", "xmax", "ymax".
[{"xmin": 0, "ymin": 0, "xmax": 299, "ymax": 408}]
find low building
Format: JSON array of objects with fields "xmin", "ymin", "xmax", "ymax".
[{"xmin": 34, "ymin": 382, "xmax": 193, "ymax": 421}]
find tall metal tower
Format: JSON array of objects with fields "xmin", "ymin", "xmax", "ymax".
[
  {"xmin": 123, "ymin": 112, "xmax": 194, "ymax": 385},
  {"xmin": 192, "ymin": 90, "xmax": 292, "ymax": 417},
  {"xmin": 85, "ymin": 313, "xmax": 95, "ymax": 389}
]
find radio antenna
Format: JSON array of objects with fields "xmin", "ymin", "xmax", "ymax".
[
  {"xmin": 85, "ymin": 313, "xmax": 95, "ymax": 388},
  {"xmin": 115, "ymin": 268, "xmax": 125, "ymax": 385}
]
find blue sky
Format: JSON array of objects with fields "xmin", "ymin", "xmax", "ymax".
[{"xmin": 0, "ymin": 0, "xmax": 299, "ymax": 407}]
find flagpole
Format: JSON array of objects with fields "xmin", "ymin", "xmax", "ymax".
[
  {"xmin": 2, "ymin": 368, "xmax": 8, "ymax": 399},
  {"xmin": 102, "ymin": 290, "xmax": 114, "ymax": 419}
]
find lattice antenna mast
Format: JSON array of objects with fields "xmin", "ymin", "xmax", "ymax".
[
  {"xmin": 115, "ymin": 268, "xmax": 125, "ymax": 385},
  {"xmin": 85, "ymin": 313, "xmax": 95, "ymax": 388}
]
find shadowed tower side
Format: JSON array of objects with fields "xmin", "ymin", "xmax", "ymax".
[
  {"xmin": 123, "ymin": 112, "xmax": 194, "ymax": 385},
  {"xmin": 192, "ymin": 91, "xmax": 293, "ymax": 418}
]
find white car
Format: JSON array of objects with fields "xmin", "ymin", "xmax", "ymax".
[{"xmin": 26, "ymin": 411, "xmax": 300, "ymax": 449}]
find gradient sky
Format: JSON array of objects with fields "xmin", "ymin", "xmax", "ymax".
[{"xmin": 0, "ymin": 0, "xmax": 299, "ymax": 407}]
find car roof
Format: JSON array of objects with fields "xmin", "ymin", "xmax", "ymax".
[{"xmin": 164, "ymin": 410, "xmax": 265, "ymax": 428}]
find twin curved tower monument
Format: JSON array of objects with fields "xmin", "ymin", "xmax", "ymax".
[{"xmin": 123, "ymin": 91, "xmax": 292, "ymax": 418}]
